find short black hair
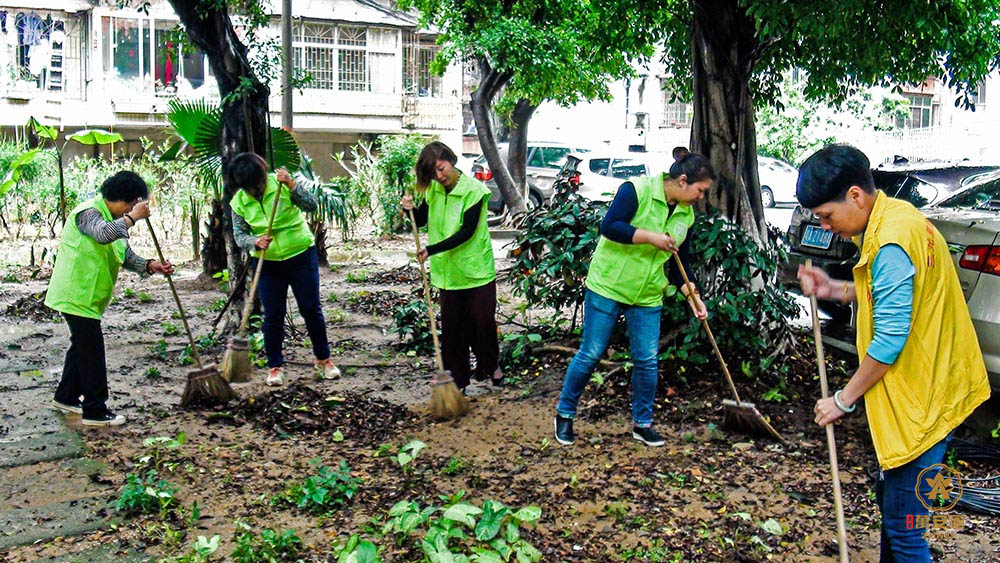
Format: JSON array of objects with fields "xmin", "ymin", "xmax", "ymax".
[
  {"xmin": 100, "ymin": 171, "xmax": 149, "ymax": 202},
  {"xmin": 668, "ymin": 146, "xmax": 716, "ymax": 183},
  {"xmin": 796, "ymin": 145, "xmax": 875, "ymax": 208},
  {"xmin": 228, "ymin": 152, "xmax": 268, "ymax": 192},
  {"xmin": 415, "ymin": 141, "xmax": 457, "ymax": 189}
]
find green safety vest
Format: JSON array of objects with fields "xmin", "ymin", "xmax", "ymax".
[
  {"xmin": 426, "ymin": 174, "xmax": 496, "ymax": 290},
  {"xmin": 45, "ymin": 197, "xmax": 127, "ymax": 319},
  {"xmin": 230, "ymin": 174, "xmax": 314, "ymax": 262},
  {"xmin": 586, "ymin": 173, "xmax": 695, "ymax": 307}
]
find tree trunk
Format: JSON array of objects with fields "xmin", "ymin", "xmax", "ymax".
[
  {"xmin": 310, "ymin": 218, "xmax": 329, "ymax": 267},
  {"xmin": 168, "ymin": 0, "xmax": 270, "ymax": 330},
  {"xmin": 507, "ymin": 99, "xmax": 537, "ymax": 212},
  {"xmin": 201, "ymin": 198, "xmax": 228, "ymax": 275},
  {"xmin": 690, "ymin": 0, "xmax": 766, "ymax": 243},
  {"xmin": 470, "ymin": 58, "xmax": 527, "ymax": 216},
  {"xmin": 189, "ymin": 195, "xmax": 201, "ymax": 262}
]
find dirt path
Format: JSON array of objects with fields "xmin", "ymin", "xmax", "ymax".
[{"xmin": 1, "ymin": 234, "xmax": 998, "ymax": 561}]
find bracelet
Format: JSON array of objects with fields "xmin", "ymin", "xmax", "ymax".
[
  {"xmin": 841, "ymin": 282, "xmax": 849, "ymax": 301},
  {"xmin": 833, "ymin": 389, "xmax": 856, "ymax": 413},
  {"xmin": 145, "ymin": 259, "xmax": 154, "ymax": 274},
  {"xmin": 124, "ymin": 213, "xmax": 135, "ymax": 226}
]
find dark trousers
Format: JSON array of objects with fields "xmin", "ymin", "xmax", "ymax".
[
  {"xmin": 439, "ymin": 280, "xmax": 499, "ymax": 389},
  {"xmin": 253, "ymin": 246, "xmax": 330, "ymax": 368},
  {"xmin": 55, "ymin": 313, "xmax": 109, "ymax": 417}
]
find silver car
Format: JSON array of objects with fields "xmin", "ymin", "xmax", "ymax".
[{"xmin": 923, "ymin": 172, "xmax": 1000, "ymax": 390}]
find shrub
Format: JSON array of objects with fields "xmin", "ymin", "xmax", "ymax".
[{"xmin": 276, "ymin": 459, "xmax": 360, "ymax": 515}]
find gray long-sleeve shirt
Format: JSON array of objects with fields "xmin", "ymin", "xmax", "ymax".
[
  {"xmin": 231, "ymin": 185, "xmax": 318, "ymax": 253},
  {"xmin": 75, "ymin": 208, "xmax": 150, "ymax": 275}
]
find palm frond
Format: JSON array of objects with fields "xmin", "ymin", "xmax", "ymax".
[
  {"xmin": 167, "ymin": 99, "xmax": 220, "ymax": 145},
  {"xmin": 267, "ymin": 127, "xmax": 301, "ymax": 173}
]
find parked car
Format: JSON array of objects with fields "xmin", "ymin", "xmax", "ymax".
[
  {"xmin": 784, "ymin": 162, "xmax": 1000, "ymax": 310},
  {"xmin": 786, "ymin": 167, "xmax": 1000, "ymax": 390},
  {"xmin": 924, "ymin": 173, "xmax": 1000, "ymax": 389},
  {"xmin": 758, "ymin": 156, "xmax": 799, "ymax": 208},
  {"xmin": 471, "ymin": 142, "xmax": 590, "ymax": 216},
  {"xmin": 556, "ymin": 153, "xmax": 649, "ymax": 202}
]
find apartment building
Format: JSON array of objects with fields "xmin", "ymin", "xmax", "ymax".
[{"xmin": 0, "ymin": 0, "xmax": 463, "ymax": 178}]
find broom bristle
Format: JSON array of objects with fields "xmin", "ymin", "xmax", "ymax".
[
  {"xmin": 721, "ymin": 399, "xmax": 784, "ymax": 443},
  {"xmin": 181, "ymin": 364, "xmax": 237, "ymax": 408},
  {"xmin": 429, "ymin": 371, "xmax": 469, "ymax": 420},
  {"xmin": 221, "ymin": 337, "xmax": 252, "ymax": 383}
]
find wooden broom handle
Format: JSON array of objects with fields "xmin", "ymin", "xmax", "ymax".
[
  {"xmin": 670, "ymin": 251, "xmax": 741, "ymax": 402},
  {"xmin": 235, "ymin": 179, "xmax": 284, "ymax": 337},
  {"xmin": 145, "ymin": 218, "xmax": 203, "ymax": 369},
  {"xmin": 805, "ymin": 259, "xmax": 849, "ymax": 563},
  {"xmin": 407, "ymin": 206, "xmax": 445, "ymax": 372}
]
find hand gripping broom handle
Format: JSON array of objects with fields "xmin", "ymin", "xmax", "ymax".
[
  {"xmin": 145, "ymin": 218, "xmax": 203, "ymax": 369},
  {"xmin": 235, "ymin": 180, "xmax": 283, "ymax": 338},
  {"xmin": 407, "ymin": 206, "xmax": 445, "ymax": 372},
  {"xmin": 805, "ymin": 259, "xmax": 849, "ymax": 562},
  {"xmin": 671, "ymin": 251, "xmax": 741, "ymax": 403}
]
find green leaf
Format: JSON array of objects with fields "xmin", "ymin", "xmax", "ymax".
[
  {"xmin": 266, "ymin": 126, "xmax": 301, "ymax": 172},
  {"xmin": 159, "ymin": 139, "xmax": 188, "ymax": 162},
  {"xmin": 761, "ymin": 518, "xmax": 784, "ymax": 535},
  {"xmin": 67, "ymin": 129, "xmax": 123, "ymax": 145},
  {"xmin": 27, "ymin": 117, "xmax": 58, "ymax": 141},
  {"xmin": 356, "ymin": 540, "xmax": 379, "ymax": 563},
  {"xmin": 513, "ymin": 506, "xmax": 541, "ymax": 523},
  {"xmin": 443, "ymin": 503, "xmax": 482, "ymax": 527}
]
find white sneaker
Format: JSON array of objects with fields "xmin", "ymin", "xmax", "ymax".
[
  {"xmin": 52, "ymin": 399, "xmax": 83, "ymax": 415},
  {"xmin": 266, "ymin": 367, "xmax": 284, "ymax": 386},
  {"xmin": 82, "ymin": 411, "xmax": 126, "ymax": 427},
  {"xmin": 314, "ymin": 358, "xmax": 341, "ymax": 380}
]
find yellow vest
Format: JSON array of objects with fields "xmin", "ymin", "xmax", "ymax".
[{"xmin": 853, "ymin": 191, "xmax": 990, "ymax": 470}]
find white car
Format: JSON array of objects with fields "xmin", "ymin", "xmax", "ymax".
[
  {"xmin": 758, "ymin": 156, "xmax": 799, "ymax": 208},
  {"xmin": 922, "ymin": 172, "xmax": 1000, "ymax": 389},
  {"xmin": 558, "ymin": 153, "xmax": 649, "ymax": 202}
]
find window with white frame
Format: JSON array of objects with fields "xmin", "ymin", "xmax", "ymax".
[
  {"xmin": 660, "ymin": 79, "xmax": 691, "ymax": 127},
  {"xmin": 973, "ymin": 81, "xmax": 986, "ymax": 106},
  {"xmin": 101, "ymin": 15, "xmax": 211, "ymax": 92},
  {"xmin": 294, "ymin": 22, "xmax": 397, "ymax": 93},
  {"xmin": 897, "ymin": 93, "xmax": 938, "ymax": 129},
  {"xmin": 402, "ymin": 31, "xmax": 443, "ymax": 97}
]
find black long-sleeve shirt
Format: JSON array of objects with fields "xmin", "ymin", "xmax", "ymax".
[
  {"xmin": 599, "ymin": 181, "xmax": 695, "ymax": 288},
  {"xmin": 411, "ymin": 199, "xmax": 484, "ymax": 256}
]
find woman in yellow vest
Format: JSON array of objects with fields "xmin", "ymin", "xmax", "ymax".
[
  {"xmin": 554, "ymin": 148, "xmax": 714, "ymax": 447},
  {"xmin": 399, "ymin": 141, "xmax": 502, "ymax": 392},
  {"xmin": 229, "ymin": 152, "xmax": 340, "ymax": 386},
  {"xmin": 45, "ymin": 171, "xmax": 174, "ymax": 427},
  {"xmin": 796, "ymin": 145, "xmax": 990, "ymax": 562}
]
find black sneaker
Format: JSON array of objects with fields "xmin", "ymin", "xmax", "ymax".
[
  {"xmin": 632, "ymin": 426, "xmax": 665, "ymax": 447},
  {"xmin": 82, "ymin": 411, "xmax": 126, "ymax": 427},
  {"xmin": 51, "ymin": 399, "xmax": 83, "ymax": 415},
  {"xmin": 554, "ymin": 415, "xmax": 575, "ymax": 445}
]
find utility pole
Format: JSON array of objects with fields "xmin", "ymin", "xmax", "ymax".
[{"xmin": 281, "ymin": 0, "xmax": 293, "ymax": 128}]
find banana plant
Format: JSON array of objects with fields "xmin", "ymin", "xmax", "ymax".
[{"xmin": 21, "ymin": 117, "xmax": 124, "ymax": 223}]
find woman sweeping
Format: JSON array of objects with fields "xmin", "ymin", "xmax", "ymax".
[
  {"xmin": 399, "ymin": 141, "xmax": 503, "ymax": 393},
  {"xmin": 229, "ymin": 152, "xmax": 340, "ymax": 386},
  {"xmin": 46, "ymin": 171, "xmax": 174, "ymax": 427},
  {"xmin": 554, "ymin": 147, "xmax": 714, "ymax": 447}
]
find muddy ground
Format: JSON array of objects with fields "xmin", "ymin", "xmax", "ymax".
[{"xmin": 1, "ymin": 233, "xmax": 999, "ymax": 562}]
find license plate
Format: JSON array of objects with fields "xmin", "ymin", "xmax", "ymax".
[{"xmin": 801, "ymin": 225, "xmax": 834, "ymax": 249}]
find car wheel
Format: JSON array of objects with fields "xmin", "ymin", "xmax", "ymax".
[
  {"xmin": 761, "ymin": 187, "xmax": 775, "ymax": 208},
  {"xmin": 528, "ymin": 191, "xmax": 543, "ymax": 209}
]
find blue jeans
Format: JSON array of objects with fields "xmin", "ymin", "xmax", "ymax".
[
  {"xmin": 557, "ymin": 290, "xmax": 661, "ymax": 427},
  {"xmin": 875, "ymin": 432, "xmax": 953, "ymax": 563},
  {"xmin": 252, "ymin": 246, "xmax": 330, "ymax": 368}
]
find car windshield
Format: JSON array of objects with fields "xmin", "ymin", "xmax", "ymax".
[{"xmin": 939, "ymin": 178, "xmax": 1000, "ymax": 211}]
